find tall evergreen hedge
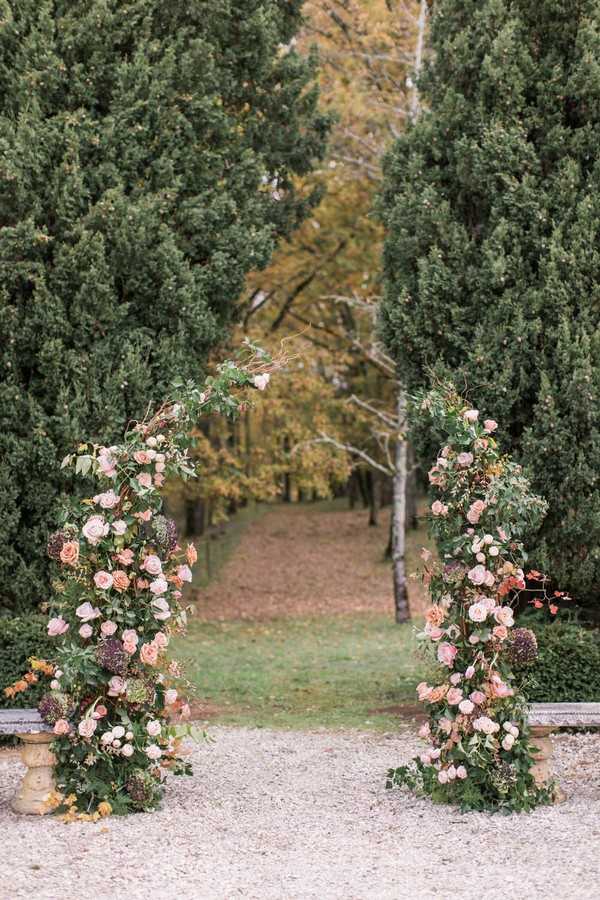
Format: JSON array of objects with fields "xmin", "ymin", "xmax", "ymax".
[
  {"xmin": 380, "ymin": 0, "xmax": 600, "ymax": 606},
  {"xmin": 0, "ymin": 1, "xmax": 328, "ymax": 613}
]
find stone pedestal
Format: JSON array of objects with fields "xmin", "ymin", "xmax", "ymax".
[
  {"xmin": 529, "ymin": 725, "xmax": 566, "ymax": 803},
  {"xmin": 11, "ymin": 732, "xmax": 57, "ymax": 815}
]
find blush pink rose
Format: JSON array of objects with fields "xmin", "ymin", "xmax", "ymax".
[
  {"xmin": 92, "ymin": 704, "xmax": 107, "ymax": 719},
  {"xmin": 459, "ymin": 699, "xmax": 475, "ymax": 715},
  {"xmin": 456, "ymin": 765, "xmax": 468, "ymax": 779},
  {"xmin": 152, "ymin": 598, "xmax": 171, "ymax": 621},
  {"xmin": 117, "ymin": 548, "xmax": 134, "ymax": 566},
  {"xmin": 149, "ymin": 577, "xmax": 168, "ymax": 596},
  {"xmin": 465, "ymin": 665, "xmax": 476, "ymax": 679},
  {"xmin": 154, "ymin": 474, "xmax": 165, "ymax": 487},
  {"xmin": 437, "ymin": 642, "xmax": 458, "ymax": 668},
  {"xmin": 79, "ymin": 624, "xmax": 93, "ymax": 639},
  {"xmin": 155, "ymin": 461, "xmax": 166, "ymax": 474},
  {"xmin": 494, "ymin": 606, "xmax": 514, "ymax": 627},
  {"xmin": 48, "ymin": 617, "xmax": 69, "ymax": 636},
  {"xmin": 94, "ymin": 570, "xmax": 113, "ymax": 590},
  {"xmin": 457, "ymin": 452, "xmax": 474, "ymax": 468},
  {"xmin": 467, "ymin": 564, "xmax": 487, "ymax": 586},
  {"xmin": 153, "ymin": 631, "xmax": 168, "ymax": 649},
  {"xmin": 466, "ymin": 500, "xmax": 486, "ymax": 525},
  {"xmin": 97, "ymin": 448, "xmax": 117, "ymax": 477},
  {"xmin": 93, "ymin": 489, "xmax": 119, "ymax": 509},
  {"xmin": 446, "ymin": 687, "xmax": 463, "ymax": 705},
  {"xmin": 137, "ymin": 473, "xmax": 153, "ymax": 489},
  {"xmin": 78, "ymin": 718, "xmax": 97, "ymax": 739},
  {"xmin": 53, "ymin": 719, "xmax": 70, "ymax": 735},
  {"xmin": 468, "ymin": 601, "xmax": 488, "ymax": 622},
  {"xmin": 134, "ymin": 450, "xmax": 151, "ymax": 464},
  {"xmin": 108, "ymin": 676, "xmax": 126, "ymax": 696},
  {"xmin": 253, "ymin": 373, "xmax": 270, "ymax": 391},
  {"xmin": 490, "ymin": 675, "xmax": 514, "ymax": 698},
  {"xmin": 470, "ymin": 690, "xmax": 486, "ymax": 705},
  {"xmin": 463, "ymin": 409, "xmax": 479, "ymax": 423},
  {"xmin": 82, "ymin": 515, "xmax": 109, "ymax": 545},
  {"xmin": 59, "ymin": 540, "xmax": 80, "ymax": 566},
  {"xmin": 112, "ymin": 520, "xmax": 128, "ymax": 536},
  {"xmin": 493, "ymin": 625, "xmax": 508, "ymax": 641},
  {"xmin": 100, "ymin": 620, "xmax": 117, "ymax": 636},
  {"xmin": 484, "ymin": 419, "xmax": 498, "ymax": 433},
  {"xmin": 122, "ymin": 628, "xmax": 139, "ymax": 645},
  {"xmin": 431, "ymin": 500, "xmax": 449, "ymax": 517},
  {"xmin": 142, "ymin": 554, "xmax": 162, "ymax": 576},
  {"xmin": 176, "ymin": 564, "xmax": 192, "ymax": 583},
  {"xmin": 416, "ymin": 682, "xmax": 432, "ymax": 701},
  {"xmin": 145, "ymin": 744, "xmax": 162, "ymax": 761},
  {"xmin": 140, "ymin": 642, "xmax": 159, "ymax": 666},
  {"xmin": 146, "ymin": 720, "xmax": 162, "ymax": 737},
  {"xmin": 123, "ymin": 640, "xmax": 137, "ymax": 655}
]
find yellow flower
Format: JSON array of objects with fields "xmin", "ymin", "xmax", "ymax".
[{"xmin": 97, "ymin": 801, "xmax": 112, "ymax": 818}]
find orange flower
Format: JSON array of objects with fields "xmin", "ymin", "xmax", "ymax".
[
  {"xmin": 186, "ymin": 543, "xmax": 198, "ymax": 566},
  {"xmin": 425, "ymin": 605, "xmax": 445, "ymax": 628},
  {"xmin": 112, "ymin": 569, "xmax": 130, "ymax": 592},
  {"xmin": 59, "ymin": 540, "xmax": 80, "ymax": 566},
  {"xmin": 24, "ymin": 672, "xmax": 38, "ymax": 684},
  {"xmin": 428, "ymin": 684, "xmax": 449, "ymax": 703}
]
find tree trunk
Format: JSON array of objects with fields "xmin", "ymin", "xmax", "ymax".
[
  {"xmin": 406, "ymin": 442, "xmax": 419, "ymax": 530},
  {"xmin": 392, "ymin": 387, "xmax": 409, "ymax": 623},
  {"xmin": 367, "ymin": 469, "xmax": 378, "ymax": 526}
]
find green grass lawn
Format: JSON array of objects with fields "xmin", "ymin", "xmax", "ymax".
[{"xmin": 174, "ymin": 613, "xmax": 430, "ymax": 731}]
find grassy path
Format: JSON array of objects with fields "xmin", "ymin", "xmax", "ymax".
[{"xmin": 175, "ymin": 503, "xmax": 430, "ymax": 730}]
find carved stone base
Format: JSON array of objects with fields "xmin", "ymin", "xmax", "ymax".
[
  {"xmin": 529, "ymin": 725, "xmax": 566, "ymax": 803},
  {"xmin": 11, "ymin": 732, "xmax": 56, "ymax": 815}
]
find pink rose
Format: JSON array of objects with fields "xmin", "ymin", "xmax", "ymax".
[
  {"xmin": 437, "ymin": 642, "xmax": 458, "ymax": 668},
  {"xmin": 165, "ymin": 689, "xmax": 178, "ymax": 706},
  {"xmin": 465, "ymin": 665, "xmax": 475, "ymax": 679},
  {"xmin": 151, "ymin": 597, "xmax": 171, "ymax": 621},
  {"xmin": 473, "ymin": 715, "xmax": 500, "ymax": 735},
  {"xmin": 100, "ymin": 620, "xmax": 117, "ymax": 636},
  {"xmin": 490, "ymin": 675, "xmax": 514, "ymax": 699},
  {"xmin": 146, "ymin": 720, "xmax": 162, "ymax": 737},
  {"xmin": 494, "ymin": 606, "xmax": 514, "ymax": 627},
  {"xmin": 97, "ymin": 448, "xmax": 117, "ymax": 477},
  {"xmin": 468, "ymin": 601, "xmax": 488, "ymax": 622},
  {"xmin": 431, "ymin": 500, "xmax": 449, "ymax": 517},
  {"xmin": 459, "ymin": 699, "xmax": 474, "ymax": 715},
  {"xmin": 463, "ymin": 409, "xmax": 479, "ymax": 423},
  {"xmin": 112, "ymin": 520, "xmax": 128, "ymax": 536},
  {"xmin": 59, "ymin": 541, "xmax": 80, "ymax": 567},
  {"xmin": 438, "ymin": 770, "xmax": 449, "ymax": 784},
  {"xmin": 93, "ymin": 704, "xmax": 107, "ymax": 719},
  {"xmin": 493, "ymin": 625, "xmax": 508, "ymax": 641},
  {"xmin": 416, "ymin": 682, "xmax": 432, "ymax": 701},
  {"xmin": 138, "ymin": 472, "xmax": 153, "ymax": 489},
  {"xmin": 253, "ymin": 373, "xmax": 270, "ymax": 391},
  {"xmin": 140, "ymin": 642, "xmax": 158, "ymax": 666},
  {"xmin": 466, "ymin": 500, "xmax": 486, "ymax": 525},
  {"xmin": 467, "ymin": 564, "xmax": 487, "ymax": 586},
  {"xmin": 112, "ymin": 570, "xmax": 130, "ymax": 592},
  {"xmin": 497, "ymin": 527, "xmax": 508, "ymax": 542},
  {"xmin": 134, "ymin": 509, "xmax": 153, "ymax": 522},
  {"xmin": 53, "ymin": 719, "xmax": 70, "ymax": 735},
  {"xmin": 155, "ymin": 461, "xmax": 166, "ymax": 474},
  {"xmin": 134, "ymin": 450, "xmax": 151, "ymax": 464},
  {"xmin": 446, "ymin": 687, "xmax": 463, "ymax": 705},
  {"xmin": 122, "ymin": 629, "xmax": 139, "ymax": 645},
  {"xmin": 149, "ymin": 577, "xmax": 168, "ymax": 596},
  {"xmin": 94, "ymin": 570, "xmax": 113, "ymax": 590},
  {"xmin": 456, "ymin": 765, "xmax": 468, "ymax": 779},
  {"xmin": 48, "ymin": 617, "xmax": 69, "ymax": 636},
  {"xmin": 82, "ymin": 515, "xmax": 109, "ymax": 545},
  {"xmin": 470, "ymin": 690, "xmax": 486, "ymax": 705},
  {"xmin": 153, "ymin": 631, "xmax": 168, "ymax": 649},
  {"xmin": 142, "ymin": 554, "xmax": 162, "ymax": 576},
  {"xmin": 145, "ymin": 744, "xmax": 162, "ymax": 761},
  {"xmin": 79, "ymin": 624, "xmax": 93, "ymax": 639},
  {"xmin": 424, "ymin": 622, "xmax": 444, "ymax": 641},
  {"xmin": 484, "ymin": 419, "xmax": 498, "ymax": 433},
  {"xmin": 438, "ymin": 718, "xmax": 452, "ymax": 735},
  {"xmin": 108, "ymin": 676, "xmax": 126, "ymax": 696},
  {"xmin": 123, "ymin": 640, "xmax": 137, "ymax": 655},
  {"xmin": 78, "ymin": 718, "xmax": 97, "ymax": 739},
  {"xmin": 154, "ymin": 473, "xmax": 165, "ymax": 487},
  {"xmin": 117, "ymin": 548, "xmax": 134, "ymax": 566},
  {"xmin": 457, "ymin": 452, "xmax": 474, "ymax": 468},
  {"xmin": 93, "ymin": 489, "xmax": 119, "ymax": 509},
  {"xmin": 449, "ymin": 672, "xmax": 462, "ymax": 686},
  {"xmin": 176, "ymin": 564, "xmax": 192, "ymax": 583}
]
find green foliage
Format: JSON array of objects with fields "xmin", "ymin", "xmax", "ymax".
[
  {"xmin": 0, "ymin": 0, "xmax": 329, "ymax": 613},
  {"xmin": 519, "ymin": 620, "xmax": 600, "ymax": 703},
  {"xmin": 380, "ymin": 0, "xmax": 600, "ymax": 607},
  {"xmin": 0, "ymin": 616, "xmax": 54, "ymax": 708}
]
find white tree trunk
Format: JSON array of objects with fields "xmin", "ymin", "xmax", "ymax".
[
  {"xmin": 410, "ymin": 0, "xmax": 428, "ymax": 121},
  {"xmin": 392, "ymin": 387, "xmax": 409, "ymax": 623}
]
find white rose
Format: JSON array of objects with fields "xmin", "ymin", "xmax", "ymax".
[
  {"xmin": 253, "ymin": 373, "xmax": 271, "ymax": 391},
  {"xmin": 101, "ymin": 731, "xmax": 114, "ymax": 744},
  {"xmin": 112, "ymin": 725, "xmax": 125, "ymax": 739},
  {"xmin": 112, "ymin": 739, "xmax": 122, "ymax": 749},
  {"xmin": 502, "ymin": 734, "xmax": 515, "ymax": 751},
  {"xmin": 483, "ymin": 534, "xmax": 494, "ymax": 545},
  {"xmin": 146, "ymin": 744, "xmax": 162, "ymax": 761},
  {"xmin": 121, "ymin": 744, "xmax": 134, "ymax": 758},
  {"xmin": 468, "ymin": 602, "xmax": 488, "ymax": 623},
  {"xmin": 146, "ymin": 720, "xmax": 162, "ymax": 737}
]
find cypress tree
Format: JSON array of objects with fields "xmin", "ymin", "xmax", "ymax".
[
  {"xmin": 0, "ymin": 0, "xmax": 329, "ymax": 613},
  {"xmin": 380, "ymin": 0, "xmax": 600, "ymax": 606}
]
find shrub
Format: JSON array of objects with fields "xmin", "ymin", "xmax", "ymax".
[
  {"xmin": 0, "ymin": 616, "xmax": 54, "ymax": 709},
  {"xmin": 0, "ymin": 0, "xmax": 329, "ymax": 614},
  {"xmin": 380, "ymin": 0, "xmax": 600, "ymax": 609},
  {"xmin": 519, "ymin": 621, "xmax": 600, "ymax": 704}
]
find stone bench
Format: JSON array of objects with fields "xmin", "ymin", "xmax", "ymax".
[
  {"xmin": 528, "ymin": 702, "xmax": 600, "ymax": 801},
  {"xmin": 0, "ymin": 710, "xmax": 56, "ymax": 815}
]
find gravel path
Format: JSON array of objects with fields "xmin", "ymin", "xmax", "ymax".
[{"xmin": 1, "ymin": 727, "xmax": 600, "ymax": 900}]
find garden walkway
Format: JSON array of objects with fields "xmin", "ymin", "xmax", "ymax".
[{"xmin": 1, "ymin": 726, "xmax": 600, "ymax": 899}]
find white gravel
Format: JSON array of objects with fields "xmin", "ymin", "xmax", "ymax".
[{"xmin": 1, "ymin": 727, "xmax": 600, "ymax": 900}]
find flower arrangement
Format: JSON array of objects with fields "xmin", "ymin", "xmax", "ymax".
[
  {"xmin": 8, "ymin": 346, "xmax": 278, "ymax": 818},
  {"xmin": 387, "ymin": 386, "xmax": 567, "ymax": 812}
]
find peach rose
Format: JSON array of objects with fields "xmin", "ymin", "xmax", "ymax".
[
  {"xmin": 117, "ymin": 548, "xmax": 134, "ymax": 566},
  {"xmin": 428, "ymin": 684, "xmax": 449, "ymax": 703},
  {"xmin": 59, "ymin": 540, "xmax": 80, "ymax": 566},
  {"xmin": 138, "ymin": 473, "xmax": 153, "ymax": 489},
  {"xmin": 416, "ymin": 682, "xmax": 432, "ymax": 701},
  {"xmin": 493, "ymin": 625, "xmax": 508, "ymax": 641},
  {"xmin": 112, "ymin": 570, "xmax": 130, "ymax": 592},
  {"xmin": 466, "ymin": 500, "xmax": 486, "ymax": 524},
  {"xmin": 446, "ymin": 687, "xmax": 463, "ymax": 705},
  {"xmin": 140, "ymin": 642, "xmax": 158, "ymax": 666},
  {"xmin": 484, "ymin": 419, "xmax": 498, "ymax": 433},
  {"xmin": 431, "ymin": 500, "xmax": 449, "ymax": 517},
  {"xmin": 437, "ymin": 642, "xmax": 458, "ymax": 668},
  {"xmin": 470, "ymin": 690, "xmax": 486, "ymax": 705},
  {"xmin": 134, "ymin": 450, "xmax": 151, "ymax": 464},
  {"xmin": 53, "ymin": 719, "xmax": 70, "ymax": 735},
  {"xmin": 425, "ymin": 605, "xmax": 445, "ymax": 628},
  {"xmin": 186, "ymin": 543, "xmax": 198, "ymax": 566}
]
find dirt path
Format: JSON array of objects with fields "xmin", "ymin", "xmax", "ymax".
[
  {"xmin": 2, "ymin": 728, "xmax": 600, "ymax": 900},
  {"xmin": 191, "ymin": 504, "xmax": 427, "ymax": 621}
]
